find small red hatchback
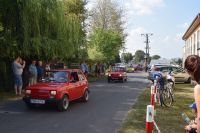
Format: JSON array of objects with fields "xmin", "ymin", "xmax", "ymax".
[
  {"xmin": 23, "ymin": 69, "xmax": 89, "ymax": 111},
  {"xmin": 108, "ymin": 66, "xmax": 127, "ymax": 83}
]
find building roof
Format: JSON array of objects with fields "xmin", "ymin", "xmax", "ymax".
[{"xmin": 182, "ymin": 13, "xmax": 200, "ymax": 40}]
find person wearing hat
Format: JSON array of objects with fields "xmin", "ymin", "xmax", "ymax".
[{"xmin": 185, "ymin": 102, "xmax": 197, "ymax": 133}]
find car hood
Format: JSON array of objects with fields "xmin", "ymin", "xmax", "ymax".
[{"xmin": 28, "ymin": 82, "xmax": 67, "ymax": 90}]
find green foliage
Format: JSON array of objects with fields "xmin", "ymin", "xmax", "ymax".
[
  {"xmin": 171, "ymin": 58, "xmax": 183, "ymax": 66},
  {"xmin": 151, "ymin": 55, "xmax": 161, "ymax": 60},
  {"xmin": 0, "ymin": 0, "xmax": 87, "ymax": 90},
  {"xmin": 89, "ymin": 28, "xmax": 123, "ymax": 62},
  {"xmin": 89, "ymin": 0, "xmax": 125, "ymax": 63},
  {"xmin": 122, "ymin": 52, "xmax": 133, "ymax": 63},
  {"xmin": 134, "ymin": 50, "xmax": 145, "ymax": 63},
  {"xmin": 0, "ymin": 0, "xmax": 86, "ymax": 60}
]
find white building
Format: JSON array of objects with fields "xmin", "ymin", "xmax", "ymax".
[{"xmin": 182, "ymin": 13, "xmax": 200, "ymax": 64}]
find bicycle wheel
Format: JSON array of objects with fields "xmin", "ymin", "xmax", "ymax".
[
  {"xmin": 167, "ymin": 82, "xmax": 175, "ymax": 102},
  {"xmin": 161, "ymin": 89, "xmax": 173, "ymax": 107}
]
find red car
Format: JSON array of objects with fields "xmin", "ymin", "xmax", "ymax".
[
  {"xmin": 108, "ymin": 67, "xmax": 127, "ymax": 83},
  {"xmin": 134, "ymin": 64, "xmax": 144, "ymax": 71},
  {"xmin": 23, "ymin": 69, "xmax": 89, "ymax": 111}
]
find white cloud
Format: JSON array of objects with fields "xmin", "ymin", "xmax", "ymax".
[
  {"xmin": 125, "ymin": 27, "xmax": 147, "ymax": 54},
  {"xmin": 174, "ymin": 32, "xmax": 184, "ymax": 41},
  {"xmin": 163, "ymin": 35, "xmax": 170, "ymax": 42},
  {"xmin": 177, "ymin": 22, "xmax": 189, "ymax": 29},
  {"xmin": 125, "ymin": 0, "xmax": 165, "ymax": 16}
]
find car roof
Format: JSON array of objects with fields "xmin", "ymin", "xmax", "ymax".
[{"xmin": 47, "ymin": 69, "xmax": 81, "ymax": 72}]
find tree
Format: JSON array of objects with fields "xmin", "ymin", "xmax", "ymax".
[
  {"xmin": 171, "ymin": 58, "xmax": 182, "ymax": 66},
  {"xmin": 151, "ymin": 55, "xmax": 161, "ymax": 60},
  {"xmin": 134, "ymin": 50, "xmax": 145, "ymax": 63},
  {"xmin": 0, "ymin": 0, "xmax": 87, "ymax": 61},
  {"xmin": 0, "ymin": 0, "xmax": 88, "ymax": 90},
  {"xmin": 88, "ymin": 0, "xmax": 125, "ymax": 62},
  {"xmin": 122, "ymin": 52, "xmax": 133, "ymax": 63},
  {"xmin": 88, "ymin": 28, "xmax": 122, "ymax": 62}
]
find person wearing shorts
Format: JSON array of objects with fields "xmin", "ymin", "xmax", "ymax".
[{"xmin": 12, "ymin": 56, "xmax": 26, "ymax": 95}]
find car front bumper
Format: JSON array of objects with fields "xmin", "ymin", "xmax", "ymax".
[
  {"xmin": 23, "ymin": 96, "xmax": 59, "ymax": 105},
  {"xmin": 108, "ymin": 76, "xmax": 124, "ymax": 80}
]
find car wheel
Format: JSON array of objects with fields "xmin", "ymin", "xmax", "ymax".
[
  {"xmin": 58, "ymin": 95, "xmax": 69, "ymax": 111},
  {"xmin": 82, "ymin": 90, "xmax": 89, "ymax": 102},
  {"xmin": 125, "ymin": 77, "xmax": 127, "ymax": 82},
  {"xmin": 121, "ymin": 78, "xmax": 124, "ymax": 83}
]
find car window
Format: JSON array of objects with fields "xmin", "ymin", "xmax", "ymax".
[
  {"xmin": 112, "ymin": 67, "xmax": 125, "ymax": 72},
  {"xmin": 70, "ymin": 72, "xmax": 79, "ymax": 82},
  {"xmin": 43, "ymin": 71, "xmax": 68, "ymax": 83},
  {"xmin": 78, "ymin": 71, "xmax": 85, "ymax": 81},
  {"xmin": 161, "ymin": 67, "xmax": 168, "ymax": 72}
]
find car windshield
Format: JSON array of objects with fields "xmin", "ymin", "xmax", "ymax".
[
  {"xmin": 41, "ymin": 71, "xmax": 68, "ymax": 83},
  {"xmin": 112, "ymin": 67, "xmax": 125, "ymax": 72}
]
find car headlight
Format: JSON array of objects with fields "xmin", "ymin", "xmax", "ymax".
[
  {"xmin": 108, "ymin": 74, "xmax": 111, "ymax": 76},
  {"xmin": 119, "ymin": 74, "xmax": 122, "ymax": 77},
  {"xmin": 25, "ymin": 90, "xmax": 31, "ymax": 94},
  {"xmin": 50, "ymin": 90, "xmax": 57, "ymax": 95}
]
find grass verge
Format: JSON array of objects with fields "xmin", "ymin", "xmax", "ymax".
[
  {"xmin": 0, "ymin": 91, "xmax": 22, "ymax": 103},
  {"xmin": 119, "ymin": 83, "xmax": 195, "ymax": 133}
]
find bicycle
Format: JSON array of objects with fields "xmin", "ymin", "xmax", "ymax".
[
  {"xmin": 160, "ymin": 82, "xmax": 174, "ymax": 107},
  {"xmin": 154, "ymin": 78, "xmax": 174, "ymax": 107},
  {"xmin": 166, "ymin": 80, "xmax": 175, "ymax": 102}
]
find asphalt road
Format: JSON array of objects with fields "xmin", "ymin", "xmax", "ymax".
[{"xmin": 0, "ymin": 72, "xmax": 148, "ymax": 133}]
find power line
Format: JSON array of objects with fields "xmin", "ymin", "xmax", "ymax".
[{"xmin": 141, "ymin": 33, "xmax": 153, "ymax": 72}]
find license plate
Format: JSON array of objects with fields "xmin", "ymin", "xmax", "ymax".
[{"xmin": 30, "ymin": 99, "xmax": 45, "ymax": 104}]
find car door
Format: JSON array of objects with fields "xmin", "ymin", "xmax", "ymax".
[
  {"xmin": 68, "ymin": 71, "xmax": 80, "ymax": 100},
  {"xmin": 172, "ymin": 67, "xmax": 185, "ymax": 82},
  {"xmin": 77, "ymin": 70, "xmax": 87, "ymax": 97}
]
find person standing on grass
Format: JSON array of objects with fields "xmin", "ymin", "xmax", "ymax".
[
  {"xmin": 37, "ymin": 61, "xmax": 45, "ymax": 81},
  {"xmin": 185, "ymin": 55, "xmax": 200, "ymax": 133},
  {"xmin": 12, "ymin": 56, "xmax": 26, "ymax": 95},
  {"xmin": 29, "ymin": 60, "xmax": 37, "ymax": 85},
  {"xmin": 80, "ymin": 61, "xmax": 89, "ymax": 78}
]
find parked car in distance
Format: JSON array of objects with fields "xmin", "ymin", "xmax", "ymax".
[
  {"xmin": 23, "ymin": 69, "xmax": 89, "ymax": 111},
  {"xmin": 126, "ymin": 66, "xmax": 135, "ymax": 73},
  {"xmin": 133, "ymin": 64, "xmax": 143, "ymax": 71},
  {"xmin": 148, "ymin": 65, "xmax": 191, "ymax": 83},
  {"xmin": 108, "ymin": 66, "xmax": 127, "ymax": 83}
]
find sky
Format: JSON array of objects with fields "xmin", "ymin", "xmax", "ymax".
[{"xmin": 86, "ymin": 0, "xmax": 200, "ymax": 59}]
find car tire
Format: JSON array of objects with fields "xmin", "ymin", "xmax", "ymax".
[
  {"xmin": 125, "ymin": 77, "xmax": 127, "ymax": 82},
  {"xmin": 82, "ymin": 90, "xmax": 89, "ymax": 102},
  {"xmin": 121, "ymin": 78, "xmax": 124, "ymax": 83},
  {"xmin": 58, "ymin": 95, "xmax": 69, "ymax": 111}
]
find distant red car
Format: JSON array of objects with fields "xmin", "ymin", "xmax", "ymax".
[
  {"xmin": 23, "ymin": 69, "xmax": 89, "ymax": 111},
  {"xmin": 134, "ymin": 65, "xmax": 144, "ymax": 71},
  {"xmin": 108, "ymin": 67, "xmax": 127, "ymax": 83}
]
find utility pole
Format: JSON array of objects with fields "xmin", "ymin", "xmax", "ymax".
[{"xmin": 141, "ymin": 33, "xmax": 153, "ymax": 72}]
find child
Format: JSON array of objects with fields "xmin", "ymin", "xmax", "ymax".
[{"xmin": 185, "ymin": 102, "xmax": 197, "ymax": 133}]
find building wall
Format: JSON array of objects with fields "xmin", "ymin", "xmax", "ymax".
[{"xmin": 183, "ymin": 24, "xmax": 200, "ymax": 66}]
